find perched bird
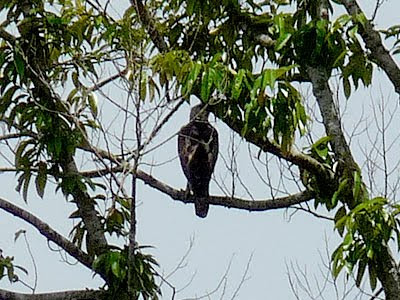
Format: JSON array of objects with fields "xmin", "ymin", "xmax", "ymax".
[{"xmin": 178, "ymin": 104, "xmax": 219, "ymax": 218}]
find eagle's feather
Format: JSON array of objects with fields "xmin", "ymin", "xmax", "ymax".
[{"xmin": 178, "ymin": 106, "xmax": 218, "ymax": 218}]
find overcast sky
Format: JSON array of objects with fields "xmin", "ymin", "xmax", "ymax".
[{"xmin": 1, "ymin": 1, "xmax": 400, "ymax": 299}]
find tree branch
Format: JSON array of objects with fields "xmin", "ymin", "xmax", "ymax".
[
  {"xmin": 340, "ymin": 0, "xmax": 400, "ymax": 95},
  {"xmin": 216, "ymin": 108, "xmax": 331, "ymax": 178},
  {"xmin": 81, "ymin": 165, "xmax": 314, "ymax": 212},
  {"xmin": 130, "ymin": 0, "xmax": 168, "ymax": 52},
  {"xmin": 0, "ymin": 288, "xmax": 106, "ymax": 300},
  {"xmin": 61, "ymin": 159, "xmax": 108, "ymax": 257},
  {"xmin": 138, "ymin": 170, "xmax": 315, "ymax": 211},
  {"xmin": 306, "ymin": 66, "xmax": 357, "ymax": 168},
  {"xmin": 0, "ymin": 28, "xmax": 16, "ymax": 44},
  {"xmin": 0, "ymin": 197, "xmax": 94, "ymax": 275}
]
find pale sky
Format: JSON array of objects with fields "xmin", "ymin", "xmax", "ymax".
[{"xmin": 1, "ymin": 1, "xmax": 400, "ymax": 299}]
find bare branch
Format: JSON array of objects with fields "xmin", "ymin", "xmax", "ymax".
[
  {"xmin": 306, "ymin": 66, "xmax": 356, "ymax": 168},
  {"xmin": 137, "ymin": 169, "xmax": 315, "ymax": 211},
  {"xmin": 0, "ymin": 288, "xmax": 106, "ymax": 300},
  {"xmin": 0, "ymin": 197, "xmax": 95, "ymax": 277},
  {"xmin": 80, "ymin": 161, "xmax": 314, "ymax": 212}
]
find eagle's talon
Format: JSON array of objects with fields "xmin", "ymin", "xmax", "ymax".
[{"xmin": 184, "ymin": 184, "xmax": 191, "ymax": 199}]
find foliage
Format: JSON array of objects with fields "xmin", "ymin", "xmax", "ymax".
[
  {"xmin": 0, "ymin": 250, "xmax": 28, "ymax": 284},
  {"xmin": 1, "ymin": 0, "xmax": 400, "ymax": 297},
  {"xmin": 0, "ymin": 0, "xmax": 159, "ymax": 295},
  {"xmin": 382, "ymin": 24, "xmax": 400, "ymax": 55},
  {"xmin": 151, "ymin": 0, "xmax": 396, "ymax": 293},
  {"xmin": 93, "ymin": 246, "xmax": 161, "ymax": 299},
  {"xmin": 300, "ymin": 136, "xmax": 337, "ymax": 208},
  {"xmin": 333, "ymin": 198, "xmax": 400, "ymax": 290}
]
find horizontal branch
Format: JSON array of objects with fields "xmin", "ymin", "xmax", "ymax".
[
  {"xmin": 138, "ymin": 170, "xmax": 315, "ymax": 211},
  {"xmin": 0, "ymin": 288, "xmax": 106, "ymax": 300},
  {"xmin": 0, "ymin": 197, "xmax": 94, "ymax": 275},
  {"xmin": 81, "ymin": 166, "xmax": 315, "ymax": 212},
  {"xmin": 0, "ymin": 133, "xmax": 36, "ymax": 142}
]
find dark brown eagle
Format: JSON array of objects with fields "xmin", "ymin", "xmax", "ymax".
[{"xmin": 178, "ymin": 104, "xmax": 219, "ymax": 218}]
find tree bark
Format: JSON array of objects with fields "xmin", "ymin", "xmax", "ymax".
[
  {"xmin": 306, "ymin": 65, "xmax": 400, "ymax": 299},
  {"xmin": 0, "ymin": 288, "xmax": 106, "ymax": 300},
  {"xmin": 61, "ymin": 159, "xmax": 108, "ymax": 257},
  {"xmin": 375, "ymin": 247, "xmax": 400, "ymax": 300}
]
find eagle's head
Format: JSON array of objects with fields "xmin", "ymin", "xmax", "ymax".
[{"xmin": 190, "ymin": 104, "xmax": 209, "ymax": 122}]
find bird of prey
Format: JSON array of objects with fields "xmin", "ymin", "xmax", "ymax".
[{"xmin": 178, "ymin": 104, "xmax": 219, "ymax": 218}]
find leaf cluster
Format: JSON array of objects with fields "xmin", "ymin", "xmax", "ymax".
[
  {"xmin": 0, "ymin": 250, "xmax": 28, "ymax": 284},
  {"xmin": 332, "ymin": 197, "xmax": 400, "ymax": 291},
  {"xmin": 0, "ymin": 2, "xmax": 161, "ymax": 293},
  {"xmin": 93, "ymin": 246, "xmax": 161, "ymax": 299},
  {"xmin": 382, "ymin": 24, "xmax": 400, "ymax": 56},
  {"xmin": 300, "ymin": 136, "xmax": 337, "ymax": 207}
]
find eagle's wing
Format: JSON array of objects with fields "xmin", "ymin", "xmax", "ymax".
[
  {"xmin": 207, "ymin": 125, "xmax": 218, "ymax": 175},
  {"xmin": 177, "ymin": 123, "xmax": 198, "ymax": 181}
]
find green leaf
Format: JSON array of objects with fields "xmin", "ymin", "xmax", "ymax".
[
  {"xmin": 200, "ymin": 68, "xmax": 214, "ymax": 101},
  {"xmin": 14, "ymin": 139, "xmax": 33, "ymax": 168},
  {"xmin": 333, "ymin": 14, "xmax": 352, "ymax": 29},
  {"xmin": 356, "ymin": 259, "xmax": 367, "ymax": 287},
  {"xmin": 66, "ymin": 89, "xmax": 78, "ymax": 103},
  {"xmin": 72, "ymin": 72, "xmax": 80, "ymax": 88},
  {"xmin": 148, "ymin": 77, "xmax": 160, "ymax": 101},
  {"xmin": 140, "ymin": 73, "xmax": 147, "ymax": 101},
  {"xmin": 14, "ymin": 51, "xmax": 25, "ymax": 78},
  {"xmin": 368, "ymin": 263, "xmax": 377, "ymax": 291},
  {"xmin": 275, "ymin": 32, "xmax": 292, "ymax": 51},
  {"xmin": 262, "ymin": 65, "xmax": 296, "ymax": 89},
  {"xmin": 111, "ymin": 260, "xmax": 121, "ymax": 278},
  {"xmin": 186, "ymin": 0, "xmax": 195, "ymax": 15},
  {"xmin": 343, "ymin": 232, "xmax": 353, "ymax": 247},
  {"xmin": 87, "ymin": 92, "xmax": 98, "ymax": 118},
  {"xmin": 232, "ymin": 69, "xmax": 245, "ymax": 100},
  {"xmin": 348, "ymin": 25, "xmax": 358, "ymax": 39},
  {"xmin": 353, "ymin": 170, "xmax": 361, "ymax": 201},
  {"xmin": 334, "ymin": 206, "xmax": 347, "ymax": 236},
  {"xmin": 334, "ymin": 178, "xmax": 349, "ymax": 205},
  {"xmin": 332, "ymin": 248, "xmax": 344, "ymax": 277},
  {"xmin": 35, "ymin": 162, "xmax": 47, "ymax": 198},
  {"xmin": 362, "ymin": 63, "xmax": 373, "ymax": 86},
  {"xmin": 22, "ymin": 172, "xmax": 31, "ymax": 203},
  {"xmin": 355, "ymin": 13, "xmax": 368, "ymax": 28},
  {"xmin": 54, "ymin": 137, "xmax": 62, "ymax": 159},
  {"xmin": 343, "ymin": 77, "xmax": 351, "ymax": 99},
  {"xmin": 367, "ymin": 247, "xmax": 374, "ymax": 259},
  {"xmin": 0, "ymin": 86, "xmax": 18, "ymax": 114},
  {"xmin": 312, "ymin": 136, "xmax": 331, "ymax": 148},
  {"xmin": 315, "ymin": 146, "xmax": 328, "ymax": 160},
  {"xmin": 7, "ymin": 264, "xmax": 16, "ymax": 283}
]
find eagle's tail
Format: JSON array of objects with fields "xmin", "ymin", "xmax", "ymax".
[
  {"xmin": 195, "ymin": 200, "xmax": 209, "ymax": 218},
  {"xmin": 192, "ymin": 186, "xmax": 209, "ymax": 218}
]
